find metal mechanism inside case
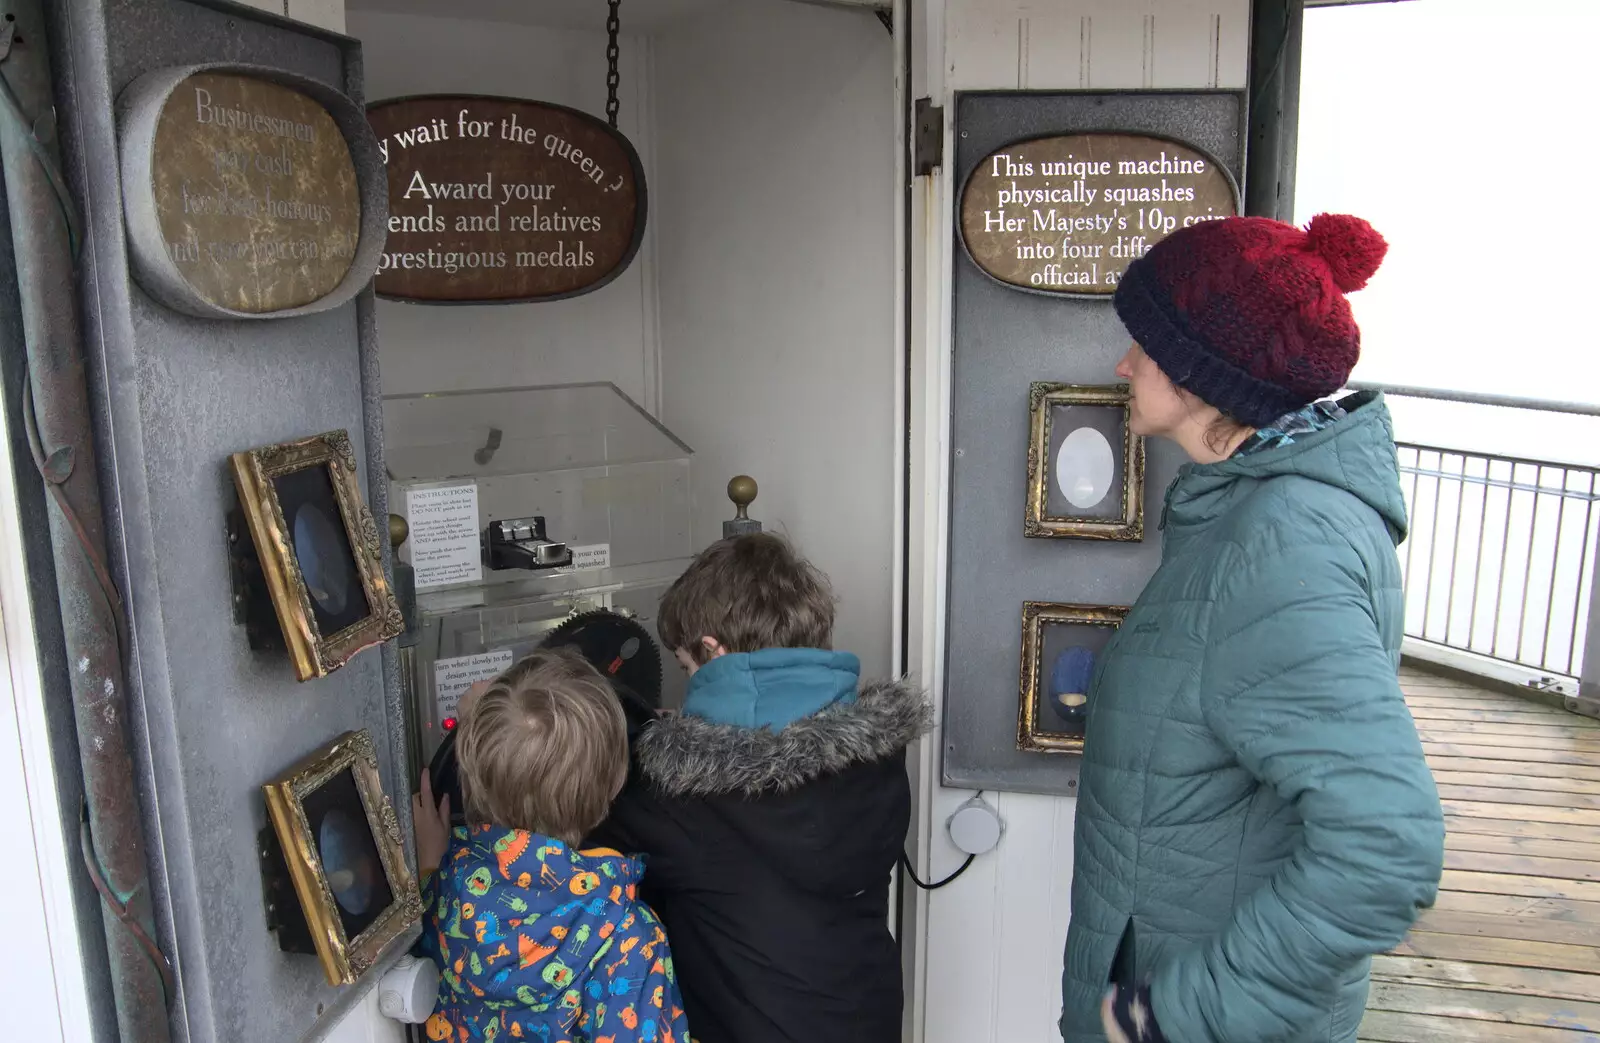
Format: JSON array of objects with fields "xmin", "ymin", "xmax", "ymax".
[{"xmin": 483, "ymin": 516, "xmax": 572, "ymax": 571}]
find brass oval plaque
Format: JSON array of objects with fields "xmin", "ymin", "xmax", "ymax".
[
  {"xmin": 149, "ymin": 72, "xmax": 362, "ymax": 313},
  {"xmin": 366, "ymin": 96, "xmax": 646, "ymax": 304},
  {"xmin": 960, "ymin": 133, "xmax": 1239, "ymax": 297}
]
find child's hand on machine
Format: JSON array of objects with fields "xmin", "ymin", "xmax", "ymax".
[
  {"xmin": 456, "ymin": 679, "xmax": 494, "ymax": 724},
  {"xmin": 413, "ymin": 769, "xmax": 451, "ymax": 877}
]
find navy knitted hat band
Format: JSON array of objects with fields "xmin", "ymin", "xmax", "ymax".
[{"xmin": 1110, "ymin": 214, "xmax": 1388, "ymax": 429}]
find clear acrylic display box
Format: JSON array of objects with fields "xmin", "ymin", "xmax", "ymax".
[
  {"xmin": 385, "ymin": 383, "xmax": 695, "ymax": 761},
  {"xmin": 387, "ymin": 382, "xmax": 693, "ymax": 582}
]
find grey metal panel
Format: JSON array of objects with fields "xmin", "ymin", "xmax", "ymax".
[
  {"xmin": 942, "ymin": 91, "xmax": 1245, "ymax": 797},
  {"xmin": 49, "ymin": 0, "xmax": 412, "ymax": 1039},
  {"xmin": 0, "ymin": 59, "xmax": 124, "ymax": 1043}
]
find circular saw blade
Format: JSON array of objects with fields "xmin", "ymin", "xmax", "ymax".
[
  {"xmin": 539, "ymin": 608, "xmax": 663, "ymax": 709},
  {"xmin": 426, "ymin": 609, "xmax": 664, "ymax": 829}
]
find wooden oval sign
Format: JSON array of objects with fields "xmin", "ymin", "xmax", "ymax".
[
  {"xmin": 119, "ymin": 65, "xmax": 388, "ymax": 320},
  {"xmin": 366, "ymin": 96, "xmax": 647, "ymax": 304},
  {"xmin": 960, "ymin": 133, "xmax": 1239, "ymax": 297}
]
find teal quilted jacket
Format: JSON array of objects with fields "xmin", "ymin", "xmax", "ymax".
[{"xmin": 1061, "ymin": 392, "xmax": 1445, "ymax": 1043}]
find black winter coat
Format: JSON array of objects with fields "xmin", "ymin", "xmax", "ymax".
[{"xmin": 589, "ymin": 679, "xmax": 930, "ymax": 1043}]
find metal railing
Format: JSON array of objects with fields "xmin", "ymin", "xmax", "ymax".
[
  {"xmin": 1340, "ymin": 383, "xmax": 1600, "ymax": 711},
  {"xmin": 1395, "ymin": 444, "xmax": 1598, "ymax": 679}
]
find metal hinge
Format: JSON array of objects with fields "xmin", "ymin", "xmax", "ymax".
[{"xmin": 913, "ymin": 98, "xmax": 943, "ymax": 176}]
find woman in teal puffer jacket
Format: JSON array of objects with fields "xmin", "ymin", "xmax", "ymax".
[{"xmin": 1061, "ymin": 213, "xmax": 1445, "ymax": 1043}]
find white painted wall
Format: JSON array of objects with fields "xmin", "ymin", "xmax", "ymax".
[
  {"xmin": 347, "ymin": 2, "xmax": 897, "ymax": 674},
  {"xmin": 347, "ymin": 9, "xmax": 663, "ymax": 410},
  {"xmin": 653, "ymin": 0, "xmax": 898, "ymax": 674},
  {"xmin": 902, "ymin": 3, "xmax": 1250, "ymax": 1040}
]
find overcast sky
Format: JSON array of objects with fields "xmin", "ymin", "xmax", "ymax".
[{"xmin": 1296, "ymin": 0, "xmax": 1600, "ymax": 407}]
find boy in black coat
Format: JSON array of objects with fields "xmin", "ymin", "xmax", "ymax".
[{"xmin": 588, "ymin": 533, "xmax": 930, "ymax": 1043}]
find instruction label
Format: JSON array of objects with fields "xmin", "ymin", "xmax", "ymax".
[
  {"xmin": 433, "ymin": 649, "xmax": 514, "ymax": 720},
  {"xmin": 407, "ymin": 481, "xmax": 481, "ymax": 589},
  {"xmin": 568, "ymin": 543, "xmax": 611, "ymax": 570}
]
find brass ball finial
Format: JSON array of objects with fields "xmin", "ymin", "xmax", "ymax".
[
  {"xmin": 727, "ymin": 475, "xmax": 757, "ymax": 519},
  {"xmin": 388, "ymin": 513, "xmax": 409, "ymax": 549}
]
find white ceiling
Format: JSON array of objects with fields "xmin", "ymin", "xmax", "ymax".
[{"xmin": 345, "ymin": 0, "xmax": 736, "ymax": 32}]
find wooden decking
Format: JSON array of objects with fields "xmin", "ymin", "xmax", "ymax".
[{"xmin": 1360, "ymin": 667, "xmax": 1600, "ymax": 1042}]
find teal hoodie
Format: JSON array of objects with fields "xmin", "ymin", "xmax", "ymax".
[
  {"xmin": 681, "ymin": 648, "xmax": 861, "ymax": 730},
  {"xmin": 1062, "ymin": 393, "xmax": 1445, "ymax": 1043}
]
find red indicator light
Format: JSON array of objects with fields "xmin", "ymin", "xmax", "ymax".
[{"xmin": 442, "ymin": 717, "xmax": 457, "ymax": 731}]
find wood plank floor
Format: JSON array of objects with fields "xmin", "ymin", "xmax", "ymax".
[{"xmin": 1361, "ymin": 667, "xmax": 1600, "ymax": 1042}]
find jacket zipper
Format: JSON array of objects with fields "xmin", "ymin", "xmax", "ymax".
[{"xmin": 1158, "ymin": 472, "xmax": 1183, "ymax": 531}]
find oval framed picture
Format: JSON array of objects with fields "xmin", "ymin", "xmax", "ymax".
[
  {"xmin": 1017, "ymin": 602, "xmax": 1129, "ymax": 753},
  {"xmin": 261, "ymin": 729, "xmax": 421, "ymax": 986},
  {"xmin": 229, "ymin": 429, "xmax": 405, "ymax": 682},
  {"xmin": 1055, "ymin": 425, "xmax": 1116, "ymax": 511},
  {"xmin": 1025, "ymin": 382, "xmax": 1145, "ymax": 541}
]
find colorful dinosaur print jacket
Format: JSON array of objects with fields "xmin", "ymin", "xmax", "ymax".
[{"xmin": 419, "ymin": 824, "xmax": 692, "ymax": 1043}]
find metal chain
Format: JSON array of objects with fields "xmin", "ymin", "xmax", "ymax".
[{"xmin": 605, "ymin": 0, "xmax": 621, "ymax": 129}]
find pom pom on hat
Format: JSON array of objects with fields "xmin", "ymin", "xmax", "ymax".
[
  {"xmin": 1305, "ymin": 213, "xmax": 1388, "ymax": 293},
  {"xmin": 1111, "ymin": 212, "xmax": 1387, "ymax": 426}
]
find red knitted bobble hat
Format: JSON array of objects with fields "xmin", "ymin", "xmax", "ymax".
[{"xmin": 1111, "ymin": 213, "xmax": 1388, "ymax": 428}]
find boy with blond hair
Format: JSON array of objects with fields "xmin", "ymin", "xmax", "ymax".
[
  {"xmin": 589, "ymin": 533, "xmax": 931, "ymax": 1043},
  {"xmin": 413, "ymin": 648, "xmax": 692, "ymax": 1043}
]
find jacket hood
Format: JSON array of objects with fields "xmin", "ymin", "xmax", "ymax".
[
  {"xmin": 640, "ymin": 677, "xmax": 930, "ymax": 798},
  {"xmin": 636, "ymin": 679, "xmax": 929, "ymax": 900},
  {"xmin": 1167, "ymin": 391, "xmax": 1408, "ymax": 544},
  {"xmin": 431, "ymin": 826, "xmax": 645, "ymax": 1007},
  {"xmin": 681, "ymin": 647, "xmax": 861, "ymax": 730}
]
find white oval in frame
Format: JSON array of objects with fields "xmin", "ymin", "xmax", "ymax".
[{"xmin": 1055, "ymin": 426, "xmax": 1114, "ymax": 510}]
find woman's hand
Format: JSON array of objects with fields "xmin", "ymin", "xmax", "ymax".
[
  {"xmin": 412, "ymin": 769, "xmax": 451, "ymax": 876},
  {"xmin": 1101, "ymin": 984, "xmax": 1165, "ymax": 1043},
  {"xmin": 1102, "ymin": 988, "xmax": 1132, "ymax": 1043}
]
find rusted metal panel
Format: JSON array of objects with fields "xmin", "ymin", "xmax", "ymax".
[{"xmin": 117, "ymin": 62, "xmax": 389, "ymax": 320}]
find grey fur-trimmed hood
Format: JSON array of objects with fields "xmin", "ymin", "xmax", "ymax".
[{"xmin": 636, "ymin": 679, "xmax": 932, "ymax": 798}]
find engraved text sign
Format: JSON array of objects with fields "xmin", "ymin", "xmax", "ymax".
[
  {"xmin": 366, "ymin": 96, "xmax": 646, "ymax": 304},
  {"xmin": 150, "ymin": 73, "xmax": 362, "ymax": 313},
  {"xmin": 960, "ymin": 133, "xmax": 1238, "ymax": 296}
]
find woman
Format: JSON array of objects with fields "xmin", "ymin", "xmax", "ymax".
[{"xmin": 1062, "ymin": 213, "xmax": 1445, "ymax": 1043}]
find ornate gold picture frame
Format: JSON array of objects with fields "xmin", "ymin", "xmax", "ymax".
[
  {"xmin": 230, "ymin": 430, "xmax": 403, "ymax": 681},
  {"xmin": 1018, "ymin": 602, "xmax": 1128, "ymax": 753},
  {"xmin": 1024, "ymin": 383, "xmax": 1145, "ymax": 541},
  {"xmin": 261, "ymin": 730, "xmax": 420, "ymax": 986}
]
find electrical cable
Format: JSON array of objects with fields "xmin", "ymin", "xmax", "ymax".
[
  {"xmin": 900, "ymin": 789, "xmax": 995, "ymax": 890},
  {"xmin": 898, "ymin": 849, "xmax": 975, "ymax": 890}
]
